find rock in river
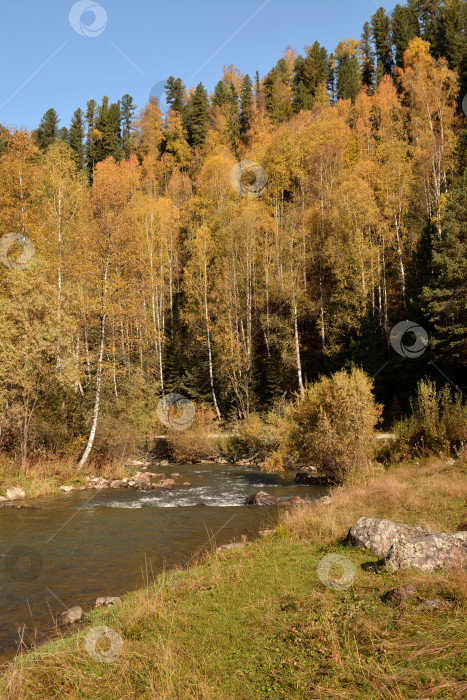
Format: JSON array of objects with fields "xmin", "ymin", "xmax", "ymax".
[
  {"xmin": 244, "ymin": 491, "xmax": 278, "ymax": 506},
  {"xmin": 6, "ymin": 487, "xmax": 25, "ymax": 500},
  {"xmin": 153, "ymin": 478, "xmax": 175, "ymax": 489},
  {"xmin": 61, "ymin": 606, "xmax": 82, "ymax": 624}
]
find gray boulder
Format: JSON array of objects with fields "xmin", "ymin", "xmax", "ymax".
[
  {"xmin": 384, "ymin": 531, "xmax": 467, "ymax": 571},
  {"xmin": 94, "ymin": 596, "xmax": 121, "ymax": 608},
  {"xmin": 6, "ymin": 487, "xmax": 25, "ymax": 500},
  {"xmin": 345, "ymin": 517, "xmax": 427, "ymax": 557},
  {"xmin": 153, "ymin": 478, "xmax": 175, "ymax": 489},
  {"xmin": 61, "ymin": 606, "xmax": 82, "ymax": 624},
  {"xmin": 217, "ymin": 542, "xmax": 246, "ymax": 551},
  {"xmin": 244, "ymin": 491, "xmax": 278, "ymax": 506}
]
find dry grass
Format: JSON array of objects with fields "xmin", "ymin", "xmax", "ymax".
[
  {"xmin": 281, "ymin": 454, "xmax": 467, "ymax": 544},
  {"xmin": 1, "ymin": 454, "xmax": 466, "ymax": 699},
  {"xmin": 0, "ymin": 454, "xmax": 128, "ymax": 498}
]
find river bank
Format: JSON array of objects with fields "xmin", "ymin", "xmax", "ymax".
[
  {"xmin": 1, "ymin": 454, "xmax": 466, "ymax": 699},
  {"xmin": 0, "ymin": 462, "xmax": 324, "ymax": 661}
]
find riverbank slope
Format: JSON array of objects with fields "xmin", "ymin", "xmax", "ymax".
[{"xmin": 1, "ymin": 455, "xmax": 466, "ymax": 699}]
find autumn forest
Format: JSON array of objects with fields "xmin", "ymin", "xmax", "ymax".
[{"xmin": 0, "ymin": 0, "xmax": 466, "ymax": 468}]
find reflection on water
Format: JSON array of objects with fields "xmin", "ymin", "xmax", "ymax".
[{"xmin": 0, "ymin": 463, "xmax": 327, "ymax": 657}]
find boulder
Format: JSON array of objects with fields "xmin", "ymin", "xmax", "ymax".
[
  {"xmin": 126, "ymin": 458, "xmax": 151, "ymax": 467},
  {"xmin": 345, "ymin": 518, "xmax": 428, "ymax": 558},
  {"xmin": 94, "ymin": 596, "xmax": 121, "ymax": 608},
  {"xmin": 183, "ymin": 482, "xmax": 191, "ymax": 486},
  {"xmin": 89, "ymin": 478, "xmax": 110, "ymax": 489},
  {"xmin": 317, "ymin": 495, "xmax": 332, "ymax": 505},
  {"xmin": 417, "ymin": 598, "xmax": 454, "ymax": 610},
  {"xmin": 244, "ymin": 491, "xmax": 278, "ymax": 506},
  {"xmin": 61, "ymin": 606, "xmax": 82, "ymax": 624},
  {"xmin": 110, "ymin": 480, "xmax": 126, "ymax": 488},
  {"xmin": 217, "ymin": 542, "xmax": 246, "ymax": 551},
  {"xmin": 59, "ymin": 485, "xmax": 74, "ymax": 492},
  {"xmin": 160, "ymin": 460, "xmax": 170, "ymax": 466},
  {"xmin": 280, "ymin": 496, "xmax": 305, "ymax": 507},
  {"xmin": 154, "ymin": 478, "xmax": 175, "ymax": 489},
  {"xmin": 381, "ymin": 584, "xmax": 417, "ymax": 605},
  {"xmin": 6, "ymin": 487, "xmax": 25, "ymax": 500},
  {"xmin": 259, "ymin": 528, "xmax": 275, "ymax": 537},
  {"xmin": 384, "ymin": 531, "xmax": 467, "ymax": 572},
  {"xmin": 0, "ymin": 496, "xmax": 8, "ymax": 502},
  {"xmin": 170, "ymin": 473, "xmax": 181, "ymax": 478},
  {"xmin": 294, "ymin": 472, "xmax": 334, "ymax": 485},
  {"xmin": 133, "ymin": 472, "xmax": 150, "ymax": 483}
]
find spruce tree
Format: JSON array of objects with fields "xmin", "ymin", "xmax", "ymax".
[
  {"xmin": 85, "ymin": 99, "xmax": 97, "ymax": 175},
  {"xmin": 69, "ymin": 107, "xmax": 85, "ymax": 168},
  {"xmin": 93, "ymin": 97, "xmax": 123, "ymax": 163},
  {"xmin": 186, "ymin": 83, "xmax": 210, "ymax": 148},
  {"xmin": 58, "ymin": 127, "xmax": 69, "ymax": 142},
  {"xmin": 415, "ymin": 0, "xmax": 443, "ymax": 49},
  {"xmin": 421, "ymin": 166, "xmax": 467, "ymax": 375},
  {"xmin": 392, "ymin": 3, "xmax": 420, "ymax": 67},
  {"xmin": 212, "ymin": 80, "xmax": 232, "ymax": 107},
  {"xmin": 361, "ymin": 22, "xmax": 375, "ymax": 89},
  {"xmin": 33, "ymin": 108, "xmax": 59, "ymax": 150},
  {"xmin": 120, "ymin": 94, "xmax": 136, "ymax": 157},
  {"xmin": 302, "ymin": 42, "xmax": 329, "ymax": 94},
  {"xmin": 165, "ymin": 76, "xmax": 185, "ymax": 112},
  {"xmin": 255, "ymin": 70, "xmax": 261, "ymax": 102},
  {"xmin": 437, "ymin": 0, "xmax": 466, "ymax": 72},
  {"xmin": 293, "ymin": 43, "xmax": 328, "ymax": 110},
  {"xmin": 371, "ymin": 7, "xmax": 394, "ymax": 75},
  {"xmin": 336, "ymin": 54, "xmax": 362, "ymax": 101},
  {"xmin": 227, "ymin": 83, "xmax": 241, "ymax": 154},
  {"xmin": 240, "ymin": 74, "xmax": 254, "ymax": 141}
]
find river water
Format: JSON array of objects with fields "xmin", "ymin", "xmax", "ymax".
[{"xmin": 0, "ymin": 463, "xmax": 327, "ymax": 658}]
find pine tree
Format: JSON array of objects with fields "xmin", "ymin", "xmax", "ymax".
[
  {"xmin": 437, "ymin": 0, "xmax": 466, "ymax": 72},
  {"xmin": 186, "ymin": 83, "xmax": 210, "ymax": 149},
  {"xmin": 415, "ymin": 0, "xmax": 443, "ymax": 50},
  {"xmin": 85, "ymin": 99, "xmax": 97, "ymax": 175},
  {"xmin": 212, "ymin": 80, "xmax": 232, "ymax": 107},
  {"xmin": 361, "ymin": 21, "xmax": 375, "ymax": 89},
  {"xmin": 33, "ymin": 108, "xmax": 59, "ymax": 150},
  {"xmin": 69, "ymin": 108, "xmax": 85, "ymax": 168},
  {"xmin": 93, "ymin": 97, "xmax": 123, "ymax": 163},
  {"xmin": 58, "ymin": 127, "xmax": 69, "ymax": 142},
  {"xmin": 255, "ymin": 70, "xmax": 261, "ymax": 103},
  {"xmin": 263, "ymin": 58, "xmax": 293, "ymax": 123},
  {"xmin": 371, "ymin": 7, "xmax": 394, "ymax": 75},
  {"xmin": 240, "ymin": 74, "xmax": 254, "ymax": 141},
  {"xmin": 165, "ymin": 76, "xmax": 186, "ymax": 112},
  {"xmin": 335, "ymin": 41, "xmax": 362, "ymax": 101},
  {"xmin": 120, "ymin": 94, "xmax": 136, "ymax": 157},
  {"xmin": 422, "ymin": 167, "xmax": 467, "ymax": 375},
  {"xmin": 292, "ymin": 43, "xmax": 328, "ymax": 110},
  {"xmin": 392, "ymin": 3, "xmax": 419, "ymax": 67}
]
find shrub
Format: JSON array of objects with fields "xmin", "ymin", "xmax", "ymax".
[
  {"xmin": 395, "ymin": 379, "xmax": 467, "ymax": 455},
  {"xmin": 219, "ymin": 413, "xmax": 281, "ymax": 462},
  {"xmin": 266, "ymin": 368, "xmax": 382, "ymax": 484},
  {"xmin": 162, "ymin": 404, "xmax": 219, "ymax": 463}
]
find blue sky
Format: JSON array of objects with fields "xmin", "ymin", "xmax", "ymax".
[{"xmin": 0, "ymin": 0, "xmax": 396, "ymax": 132}]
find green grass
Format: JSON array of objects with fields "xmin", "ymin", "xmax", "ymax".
[{"xmin": 1, "ymin": 456, "xmax": 466, "ymax": 699}]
